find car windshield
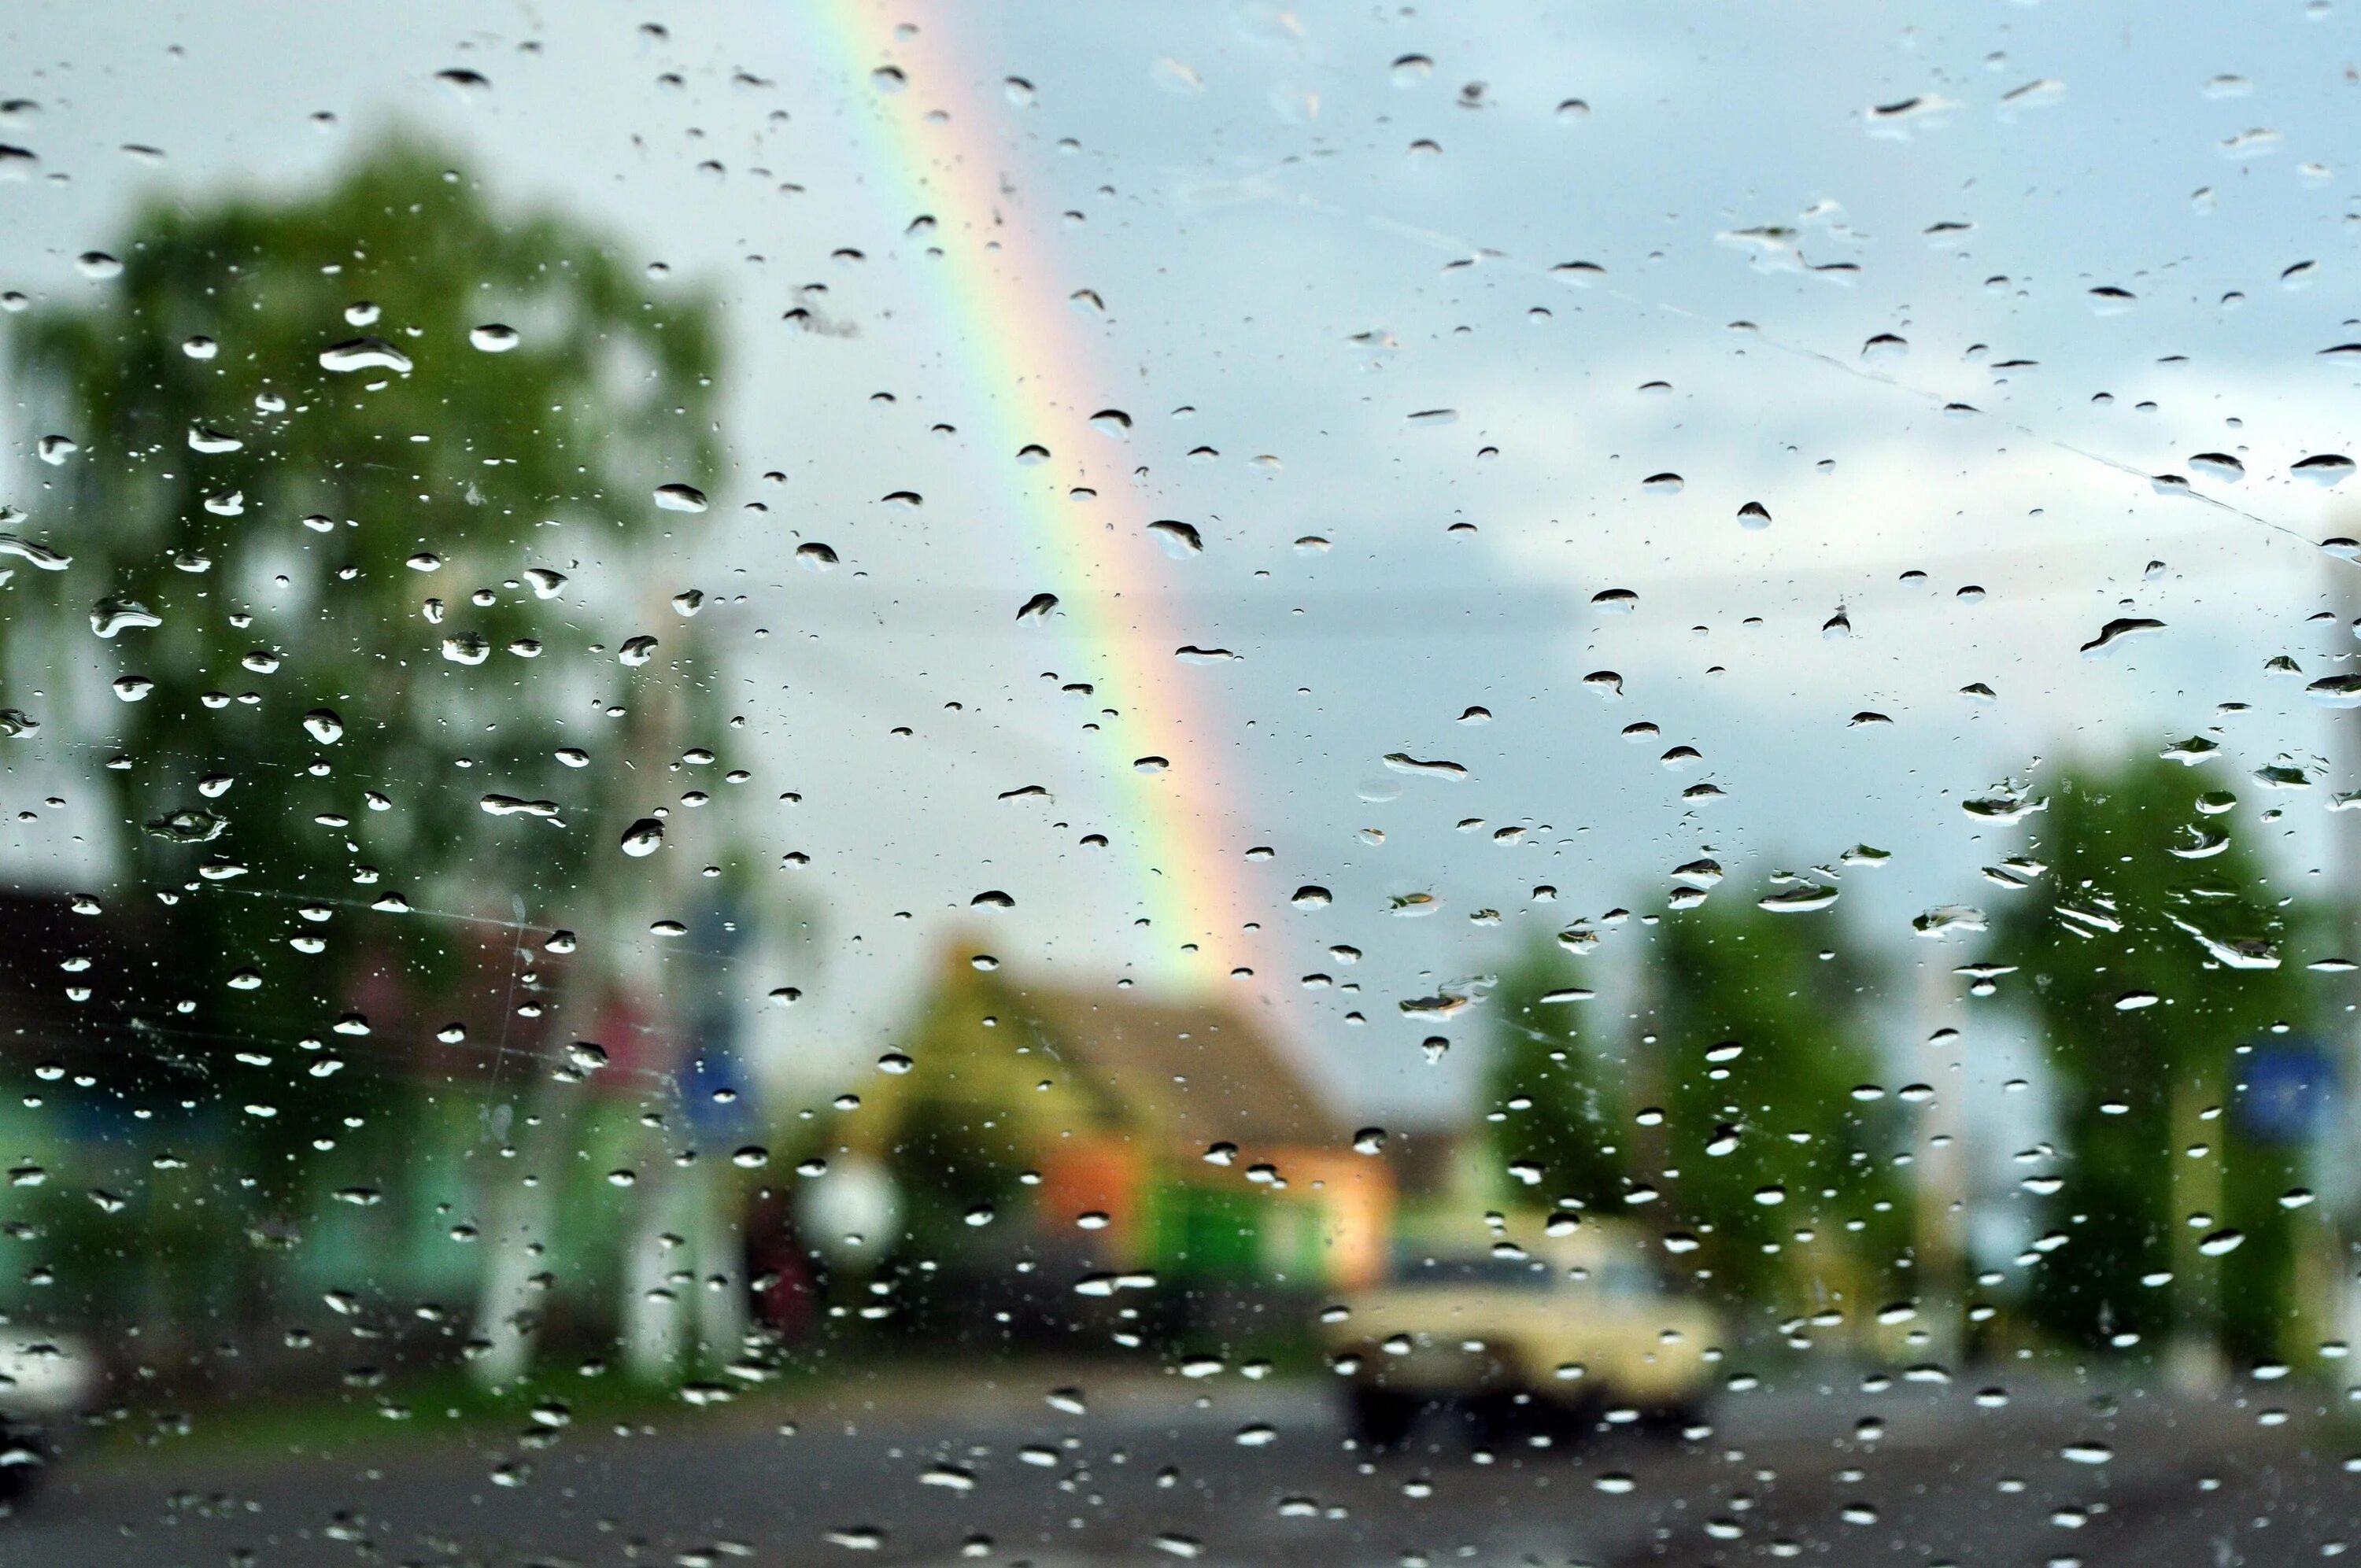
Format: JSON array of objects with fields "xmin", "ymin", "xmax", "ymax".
[{"xmin": 0, "ymin": 2, "xmax": 2350, "ymax": 1563}]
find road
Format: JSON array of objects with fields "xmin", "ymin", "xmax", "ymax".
[{"xmin": 3, "ymin": 1366, "xmax": 2353, "ymax": 1566}]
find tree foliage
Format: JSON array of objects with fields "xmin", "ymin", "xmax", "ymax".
[
  {"xmin": 1984, "ymin": 756, "xmax": 2319, "ymax": 1356},
  {"xmin": 1646, "ymin": 899, "xmax": 1908, "ymax": 1311},
  {"xmin": 3, "ymin": 138, "xmax": 719, "ymax": 1257},
  {"xmin": 1482, "ymin": 937, "xmax": 1627, "ymax": 1211}
]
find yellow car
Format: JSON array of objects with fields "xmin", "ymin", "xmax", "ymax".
[{"xmin": 1321, "ymin": 1219, "xmax": 1720, "ymax": 1449}]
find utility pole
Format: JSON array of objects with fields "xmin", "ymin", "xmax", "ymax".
[
  {"xmin": 2325, "ymin": 525, "xmax": 2361, "ymax": 1361},
  {"xmin": 1910, "ymin": 957, "xmax": 1968, "ymax": 1365}
]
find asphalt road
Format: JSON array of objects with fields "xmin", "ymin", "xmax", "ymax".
[{"xmin": 4, "ymin": 1367, "xmax": 2354, "ymax": 1566}]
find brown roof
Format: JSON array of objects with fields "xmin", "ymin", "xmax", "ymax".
[{"xmin": 1011, "ymin": 980, "xmax": 1345, "ymax": 1151}]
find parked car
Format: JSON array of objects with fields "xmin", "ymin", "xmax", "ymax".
[
  {"xmin": 0, "ymin": 1330, "xmax": 98, "ymax": 1503},
  {"xmin": 1320, "ymin": 1219, "xmax": 1719, "ymax": 1449}
]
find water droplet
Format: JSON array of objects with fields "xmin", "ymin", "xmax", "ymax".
[
  {"xmin": 2078, "ymin": 617, "xmax": 2165, "ymax": 656},
  {"xmin": 143, "ymin": 808, "xmax": 224, "ymax": 843},
  {"xmin": 1147, "ymin": 519, "xmax": 1203, "ymax": 556},
  {"xmin": 1641, "ymin": 472, "xmax": 1684, "ymax": 495},
  {"xmin": 1963, "ymin": 784, "xmax": 2045, "ymax": 822},
  {"xmin": 1017, "ymin": 592, "xmax": 1058, "ymax": 622},
  {"xmin": 2171, "ymin": 916, "xmax": 2279, "ymax": 969},
  {"xmin": 318, "ymin": 337, "xmax": 412, "ymax": 374},
  {"xmin": 563, "ymin": 1042, "xmax": 608, "ymax": 1074},
  {"xmin": 469, "ymin": 322, "xmax": 519, "ymax": 352},
  {"xmin": 1912, "ymin": 905, "xmax": 1989, "ymax": 938},
  {"xmin": 90, "ymin": 596, "xmax": 161, "ymax": 637},
  {"xmin": 653, "ymin": 481, "xmax": 708, "ymax": 511},
  {"xmin": 1382, "ymin": 752, "xmax": 1466, "ymax": 780},
  {"xmin": 619, "ymin": 634, "xmax": 660, "ymax": 666},
  {"xmin": 2294, "ymin": 454, "xmax": 2355, "ymax": 486},
  {"xmin": 0, "ymin": 533, "xmax": 71, "ymax": 571},
  {"xmin": 479, "ymin": 794, "xmax": 559, "ymax": 819},
  {"xmin": 825, "ymin": 1526, "xmax": 885, "ymax": 1551}
]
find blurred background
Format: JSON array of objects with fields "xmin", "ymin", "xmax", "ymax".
[{"xmin": 2, "ymin": 1, "xmax": 2361, "ymax": 1562}]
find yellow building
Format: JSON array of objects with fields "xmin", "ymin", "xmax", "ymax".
[{"xmin": 841, "ymin": 943, "xmax": 1391, "ymax": 1289}]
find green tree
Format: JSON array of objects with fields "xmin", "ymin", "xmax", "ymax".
[
  {"xmin": 4, "ymin": 139, "xmax": 719, "ymax": 1312},
  {"xmin": 1483, "ymin": 937, "xmax": 1627, "ymax": 1211},
  {"xmin": 874, "ymin": 961, "xmax": 1055, "ymax": 1259},
  {"xmin": 1983, "ymin": 757, "xmax": 2320, "ymax": 1359},
  {"xmin": 1646, "ymin": 898, "xmax": 1908, "ymax": 1313}
]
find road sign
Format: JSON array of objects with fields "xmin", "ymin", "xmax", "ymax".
[{"xmin": 2234, "ymin": 1042, "xmax": 2338, "ymax": 1145}]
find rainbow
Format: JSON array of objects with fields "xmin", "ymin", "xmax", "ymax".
[{"xmin": 802, "ymin": 2, "xmax": 1262, "ymax": 990}]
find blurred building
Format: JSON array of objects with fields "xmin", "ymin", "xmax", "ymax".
[{"xmin": 845, "ymin": 943, "xmax": 1393, "ymax": 1291}]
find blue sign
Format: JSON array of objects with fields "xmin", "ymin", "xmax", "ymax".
[
  {"xmin": 682, "ymin": 897, "xmax": 754, "ymax": 1138},
  {"xmin": 2234, "ymin": 1042, "xmax": 2338, "ymax": 1144}
]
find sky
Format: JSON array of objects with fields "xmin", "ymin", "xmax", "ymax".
[{"xmin": 3, "ymin": 0, "xmax": 2360, "ymax": 1164}]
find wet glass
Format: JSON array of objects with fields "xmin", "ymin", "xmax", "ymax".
[{"xmin": 1, "ymin": 2, "xmax": 2357, "ymax": 1563}]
